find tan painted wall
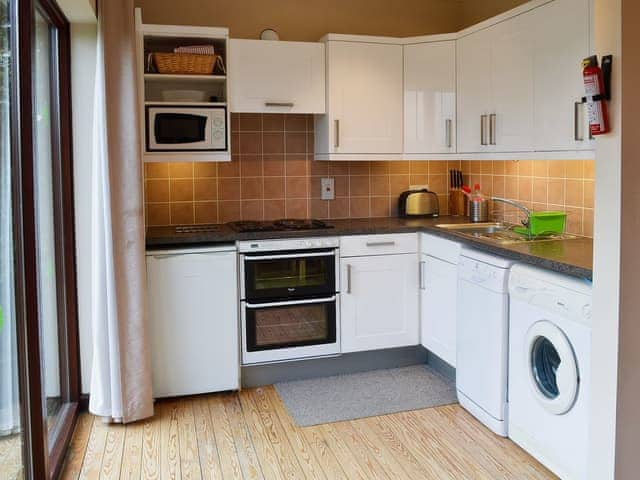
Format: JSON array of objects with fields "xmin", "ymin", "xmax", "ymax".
[
  {"xmin": 134, "ymin": 0, "xmax": 463, "ymax": 40},
  {"xmin": 459, "ymin": 0, "xmax": 530, "ymax": 28}
]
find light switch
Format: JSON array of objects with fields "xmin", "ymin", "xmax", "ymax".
[{"xmin": 321, "ymin": 177, "xmax": 335, "ymax": 200}]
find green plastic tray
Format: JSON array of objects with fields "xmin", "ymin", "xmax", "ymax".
[{"xmin": 513, "ymin": 211, "xmax": 567, "ymax": 237}]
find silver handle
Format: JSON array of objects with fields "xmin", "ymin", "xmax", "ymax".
[
  {"xmin": 445, "ymin": 119, "xmax": 452, "ymax": 148},
  {"xmin": 419, "ymin": 261, "xmax": 426, "ymax": 290},
  {"xmin": 265, "ymin": 102, "xmax": 294, "ymax": 107},
  {"xmin": 245, "ymin": 296, "xmax": 336, "ymax": 309},
  {"xmin": 365, "ymin": 241, "xmax": 396, "ymax": 247},
  {"xmin": 346, "ymin": 264, "xmax": 352, "ymax": 294},
  {"xmin": 480, "ymin": 115, "xmax": 488, "ymax": 146},
  {"xmin": 334, "ymin": 119, "xmax": 340, "ymax": 149},
  {"xmin": 490, "ymin": 114, "xmax": 497, "ymax": 145},
  {"xmin": 244, "ymin": 251, "xmax": 335, "ymax": 261},
  {"xmin": 574, "ymin": 102, "xmax": 584, "ymax": 141}
]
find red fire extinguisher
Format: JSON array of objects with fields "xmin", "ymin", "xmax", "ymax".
[{"xmin": 582, "ymin": 55, "xmax": 611, "ymax": 136}]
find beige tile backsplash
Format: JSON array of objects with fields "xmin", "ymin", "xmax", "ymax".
[{"xmin": 144, "ymin": 113, "xmax": 594, "ymax": 238}]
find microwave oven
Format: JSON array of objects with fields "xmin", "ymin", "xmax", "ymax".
[{"xmin": 145, "ymin": 105, "xmax": 227, "ymax": 152}]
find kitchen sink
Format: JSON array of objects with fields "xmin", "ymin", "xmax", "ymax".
[{"xmin": 435, "ymin": 222, "xmax": 579, "ymax": 245}]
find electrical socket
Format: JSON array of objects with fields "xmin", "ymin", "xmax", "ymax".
[{"xmin": 321, "ymin": 178, "xmax": 335, "ymax": 200}]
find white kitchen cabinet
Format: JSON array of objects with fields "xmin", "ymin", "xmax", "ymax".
[
  {"xmin": 419, "ymin": 234, "xmax": 460, "ymax": 367},
  {"xmin": 229, "ymin": 39, "xmax": 325, "ymax": 114},
  {"xmin": 146, "ymin": 246, "xmax": 239, "ymax": 398},
  {"xmin": 531, "ymin": 0, "xmax": 593, "ymax": 151},
  {"xmin": 404, "ymin": 40, "xmax": 456, "ymax": 154},
  {"xmin": 457, "ymin": 14, "xmax": 535, "ymax": 153},
  {"xmin": 315, "ymin": 38, "xmax": 404, "ymax": 159},
  {"xmin": 340, "ymin": 252, "xmax": 419, "ymax": 353}
]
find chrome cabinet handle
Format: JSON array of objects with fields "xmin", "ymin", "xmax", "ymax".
[
  {"xmin": 574, "ymin": 102, "xmax": 584, "ymax": 141},
  {"xmin": 480, "ymin": 115, "xmax": 488, "ymax": 146},
  {"xmin": 346, "ymin": 264, "xmax": 352, "ymax": 294},
  {"xmin": 334, "ymin": 119, "xmax": 340, "ymax": 149},
  {"xmin": 419, "ymin": 261, "xmax": 426, "ymax": 290},
  {"xmin": 490, "ymin": 114, "xmax": 497, "ymax": 145},
  {"xmin": 445, "ymin": 119, "xmax": 452, "ymax": 148},
  {"xmin": 365, "ymin": 241, "xmax": 396, "ymax": 247},
  {"xmin": 265, "ymin": 102, "xmax": 294, "ymax": 107}
]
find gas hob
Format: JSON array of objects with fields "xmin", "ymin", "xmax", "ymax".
[{"xmin": 227, "ymin": 219, "xmax": 333, "ymax": 233}]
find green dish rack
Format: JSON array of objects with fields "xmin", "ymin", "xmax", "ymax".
[{"xmin": 513, "ymin": 211, "xmax": 567, "ymax": 237}]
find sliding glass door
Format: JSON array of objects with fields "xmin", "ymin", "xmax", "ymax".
[{"xmin": 0, "ymin": 1, "xmax": 25, "ymax": 478}]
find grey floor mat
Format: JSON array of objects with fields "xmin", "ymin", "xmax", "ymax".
[{"xmin": 274, "ymin": 364, "xmax": 457, "ymax": 427}]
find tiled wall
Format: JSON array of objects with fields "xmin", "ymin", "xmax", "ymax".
[
  {"xmin": 144, "ymin": 113, "xmax": 459, "ymax": 226},
  {"xmin": 461, "ymin": 159, "xmax": 595, "ymax": 236},
  {"xmin": 143, "ymin": 113, "xmax": 594, "ymax": 237}
]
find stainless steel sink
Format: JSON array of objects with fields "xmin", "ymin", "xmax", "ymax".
[{"xmin": 435, "ymin": 222, "xmax": 579, "ymax": 245}]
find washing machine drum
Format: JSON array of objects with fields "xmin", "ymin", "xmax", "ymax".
[{"xmin": 525, "ymin": 320, "xmax": 579, "ymax": 415}]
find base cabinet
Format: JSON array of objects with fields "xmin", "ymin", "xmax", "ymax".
[
  {"xmin": 146, "ymin": 247, "xmax": 239, "ymax": 398},
  {"xmin": 340, "ymin": 253, "xmax": 419, "ymax": 353}
]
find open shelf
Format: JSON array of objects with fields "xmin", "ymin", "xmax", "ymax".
[
  {"xmin": 144, "ymin": 101, "xmax": 227, "ymax": 107},
  {"xmin": 144, "ymin": 73, "xmax": 227, "ymax": 83}
]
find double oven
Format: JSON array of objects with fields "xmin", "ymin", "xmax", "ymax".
[{"xmin": 239, "ymin": 238, "xmax": 341, "ymax": 365}]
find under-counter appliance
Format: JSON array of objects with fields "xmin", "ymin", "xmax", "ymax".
[
  {"xmin": 398, "ymin": 189, "xmax": 439, "ymax": 217},
  {"xmin": 238, "ymin": 237, "xmax": 340, "ymax": 365},
  {"xmin": 146, "ymin": 104, "xmax": 227, "ymax": 151},
  {"xmin": 456, "ymin": 248, "xmax": 514, "ymax": 436}
]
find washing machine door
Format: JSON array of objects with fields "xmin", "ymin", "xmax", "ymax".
[{"xmin": 525, "ymin": 320, "xmax": 579, "ymax": 415}]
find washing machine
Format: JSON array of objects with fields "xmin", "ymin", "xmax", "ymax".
[{"xmin": 508, "ymin": 264, "xmax": 592, "ymax": 480}]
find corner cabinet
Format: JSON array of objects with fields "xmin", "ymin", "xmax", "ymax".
[
  {"xmin": 228, "ymin": 39, "xmax": 325, "ymax": 114},
  {"xmin": 146, "ymin": 246, "xmax": 239, "ymax": 398},
  {"xmin": 339, "ymin": 234, "xmax": 419, "ymax": 352},
  {"xmin": 315, "ymin": 37, "xmax": 404, "ymax": 160},
  {"xmin": 404, "ymin": 40, "xmax": 456, "ymax": 154}
]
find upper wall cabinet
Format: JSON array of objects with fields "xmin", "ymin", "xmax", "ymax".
[
  {"xmin": 531, "ymin": 0, "xmax": 592, "ymax": 151},
  {"xmin": 457, "ymin": 13, "xmax": 535, "ymax": 154},
  {"xmin": 315, "ymin": 38, "xmax": 404, "ymax": 160},
  {"xmin": 229, "ymin": 39, "xmax": 326, "ymax": 114},
  {"xmin": 404, "ymin": 41, "xmax": 456, "ymax": 155}
]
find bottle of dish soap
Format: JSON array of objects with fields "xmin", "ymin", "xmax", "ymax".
[{"xmin": 468, "ymin": 184, "xmax": 488, "ymax": 223}]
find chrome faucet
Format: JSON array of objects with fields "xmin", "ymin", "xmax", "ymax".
[{"xmin": 491, "ymin": 197, "xmax": 531, "ymax": 228}]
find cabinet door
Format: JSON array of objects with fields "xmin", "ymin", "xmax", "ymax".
[
  {"xmin": 146, "ymin": 250, "xmax": 239, "ymax": 397},
  {"xmin": 420, "ymin": 254, "xmax": 457, "ymax": 366},
  {"xmin": 229, "ymin": 39, "xmax": 325, "ymax": 113},
  {"xmin": 532, "ymin": 0, "xmax": 592, "ymax": 151},
  {"xmin": 489, "ymin": 14, "xmax": 535, "ymax": 152},
  {"xmin": 457, "ymin": 28, "xmax": 492, "ymax": 153},
  {"xmin": 404, "ymin": 41, "xmax": 456, "ymax": 154},
  {"xmin": 340, "ymin": 254, "xmax": 419, "ymax": 353},
  {"xmin": 326, "ymin": 41, "xmax": 403, "ymax": 154}
]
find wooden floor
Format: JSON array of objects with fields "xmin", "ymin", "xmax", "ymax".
[{"xmin": 60, "ymin": 386, "xmax": 556, "ymax": 480}]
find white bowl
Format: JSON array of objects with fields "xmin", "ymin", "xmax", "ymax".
[{"xmin": 161, "ymin": 89, "xmax": 208, "ymax": 102}]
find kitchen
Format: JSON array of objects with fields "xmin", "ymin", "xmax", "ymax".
[{"xmin": 0, "ymin": 0, "xmax": 636, "ymax": 478}]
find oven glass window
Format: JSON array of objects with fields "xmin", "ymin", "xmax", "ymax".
[
  {"xmin": 155, "ymin": 112, "xmax": 207, "ymax": 144},
  {"xmin": 245, "ymin": 253, "xmax": 335, "ymax": 301},
  {"xmin": 246, "ymin": 302, "xmax": 336, "ymax": 351}
]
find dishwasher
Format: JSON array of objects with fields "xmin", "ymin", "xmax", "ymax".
[{"xmin": 456, "ymin": 248, "xmax": 514, "ymax": 437}]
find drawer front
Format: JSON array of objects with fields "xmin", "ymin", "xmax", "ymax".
[
  {"xmin": 419, "ymin": 233, "xmax": 461, "ymax": 264},
  {"xmin": 340, "ymin": 233, "xmax": 418, "ymax": 257}
]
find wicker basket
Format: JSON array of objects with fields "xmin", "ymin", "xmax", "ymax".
[{"xmin": 152, "ymin": 52, "xmax": 217, "ymax": 75}]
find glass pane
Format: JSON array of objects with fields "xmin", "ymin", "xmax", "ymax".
[
  {"xmin": 253, "ymin": 258, "xmax": 330, "ymax": 290},
  {"xmin": 33, "ymin": 10, "xmax": 62, "ymax": 434},
  {"xmin": 0, "ymin": 0, "xmax": 25, "ymax": 477},
  {"xmin": 531, "ymin": 336, "xmax": 561, "ymax": 399},
  {"xmin": 253, "ymin": 304, "xmax": 331, "ymax": 349}
]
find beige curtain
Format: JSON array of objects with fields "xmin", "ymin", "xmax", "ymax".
[{"xmin": 89, "ymin": 0, "xmax": 153, "ymax": 423}]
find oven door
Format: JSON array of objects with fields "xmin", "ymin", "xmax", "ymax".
[
  {"xmin": 242, "ymin": 250, "xmax": 337, "ymax": 302},
  {"xmin": 242, "ymin": 296, "xmax": 340, "ymax": 364}
]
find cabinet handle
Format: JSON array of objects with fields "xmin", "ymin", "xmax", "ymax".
[
  {"xmin": 365, "ymin": 241, "xmax": 396, "ymax": 247},
  {"xmin": 419, "ymin": 261, "xmax": 426, "ymax": 290},
  {"xmin": 334, "ymin": 119, "xmax": 340, "ymax": 149},
  {"xmin": 445, "ymin": 119, "xmax": 452, "ymax": 148},
  {"xmin": 346, "ymin": 264, "xmax": 352, "ymax": 294},
  {"xmin": 265, "ymin": 101, "xmax": 295, "ymax": 107},
  {"xmin": 574, "ymin": 102, "xmax": 584, "ymax": 141},
  {"xmin": 480, "ymin": 115, "xmax": 488, "ymax": 146},
  {"xmin": 490, "ymin": 114, "xmax": 497, "ymax": 145}
]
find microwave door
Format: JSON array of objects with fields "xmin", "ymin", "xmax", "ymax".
[
  {"xmin": 155, "ymin": 112, "xmax": 208, "ymax": 144},
  {"xmin": 146, "ymin": 106, "xmax": 226, "ymax": 152}
]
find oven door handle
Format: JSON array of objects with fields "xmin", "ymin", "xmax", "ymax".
[
  {"xmin": 244, "ymin": 251, "xmax": 336, "ymax": 261},
  {"xmin": 245, "ymin": 296, "xmax": 337, "ymax": 309}
]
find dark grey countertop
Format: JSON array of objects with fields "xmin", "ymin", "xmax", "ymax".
[{"xmin": 146, "ymin": 216, "xmax": 593, "ymax": 280}]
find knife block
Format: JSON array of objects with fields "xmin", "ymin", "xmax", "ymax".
[{"xmin": 449, "ymin": 190, "xmax": 467, "ymax": 216}]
